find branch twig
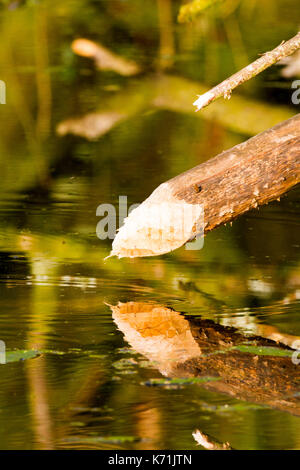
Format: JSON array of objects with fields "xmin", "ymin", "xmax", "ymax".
[{"xmin": 194, "ymin": 31, "xmax": 300, "ymax": 111}]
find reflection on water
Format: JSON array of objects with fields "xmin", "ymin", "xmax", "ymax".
[
  {"xmin": 0, "ymin": 0, "xmax": 299, "ymax": 451},
  {"xmin": 111, "ymin": 302, "xmax": 300, "ymax": 416}
]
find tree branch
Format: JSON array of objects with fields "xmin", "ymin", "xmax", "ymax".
[
  {"xmin": 194, "ymin": 31, "xmax": 300, "ymax": 111},
  {"xmin": 110, "ymin": 114, "xmax": 300, "ymax": 258}
]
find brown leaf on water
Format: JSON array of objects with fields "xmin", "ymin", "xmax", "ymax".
[{"xmin": 72, "ymin": 38, "xmax": 141, "ymax": 76}]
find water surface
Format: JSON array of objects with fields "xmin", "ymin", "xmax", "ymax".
[{"xmin": 0, "ymin": 0, "xmax": 300, "ymax": 450}]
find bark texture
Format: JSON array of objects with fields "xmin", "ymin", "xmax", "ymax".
[
  {"xmin": 110, "ymin": 113, "xmax": 300, "ymax": 258},
  {"xmin": 170, "ymin": 113, "xmax": 300, "ymax": 233}
]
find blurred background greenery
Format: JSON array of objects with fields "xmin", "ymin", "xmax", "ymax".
[{"xmin": 0, "ymin": 0, "xmax": 299, "ymax": 450}]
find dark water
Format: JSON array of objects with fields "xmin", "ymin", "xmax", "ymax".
[{"xmin": 0, "ymin": 0, "xmax": 300, "ymax": 450}]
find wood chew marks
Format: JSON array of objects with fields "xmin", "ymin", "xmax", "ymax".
[{"xmin": 109, "ymin": 114, "xmax": 300, "ymax": 259}]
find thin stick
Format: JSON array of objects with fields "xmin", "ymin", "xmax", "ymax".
[{"xmin": 194, "ymin": 31, "xmax": 300, "ymax": 111}]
